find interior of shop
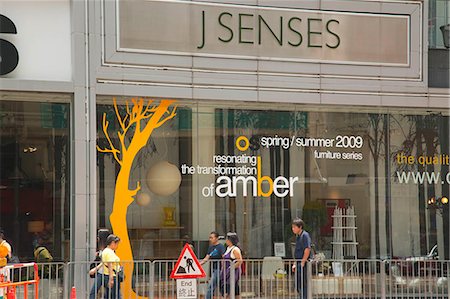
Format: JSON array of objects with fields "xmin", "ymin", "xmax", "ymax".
[
  {"xmin": 96, "ymin": 98, "xmax": 450, "ymax": 262},
  {"xmin": 0, "ymin": 93, "xmax": 71, "ymax": 261}
]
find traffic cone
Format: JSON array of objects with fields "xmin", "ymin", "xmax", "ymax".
[
  {"xmin": 6, "ymin": 287, "xmax": 15, "ymax": 299},
  {"xmin": 70, "ymin": 286, "xmax": 76, "ymax": 299}
]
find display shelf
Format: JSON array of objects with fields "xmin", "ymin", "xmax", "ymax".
[
  {"xmin": 331, "ymin": 227, "xmax": 357, "ymax": 229},
  {"xmin": 129, "ymin": 227, "xmax": 185, "ymax": 259},
  {"xmin": 332, "ymin": 206, "xmax": 357, "ymax": 260}
]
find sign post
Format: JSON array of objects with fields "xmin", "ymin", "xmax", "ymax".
[{"xmin": 170, "ymin": 244, "xmax": 206, "ymax": 299}]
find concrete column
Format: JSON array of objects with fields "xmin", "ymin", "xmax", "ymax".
[
  {"xmin": 192, "ymin": 106, "xmax": 216, "ymax": 240},
  {"xmin": 70, "ymin": 0, "xmax": 97, "ymax": 295}
]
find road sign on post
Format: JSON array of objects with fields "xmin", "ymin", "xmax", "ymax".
[
  {"xmin": 170, "ymin": 244, "xmax": 206, "ymax": 279},
  {"xmin": 171, "ymin": 244, "xmax": 206, "ymax": 299}
]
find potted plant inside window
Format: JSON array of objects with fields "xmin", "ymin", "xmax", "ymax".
[
  {"xmin": 302, "ymin": 200, "xmax": 328, "ymax": 245},
  {"xmin": 288, "ymin": 200, "xmax": 328, "ymax": 261}
]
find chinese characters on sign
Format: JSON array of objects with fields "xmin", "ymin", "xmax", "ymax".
[{"xmin": 176, "ymin": 279, "xmax": 197, "ymax": 299}]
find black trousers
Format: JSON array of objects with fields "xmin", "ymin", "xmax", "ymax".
[{"xmin": 296, "ymin": 262, "xmax": 308, "ymax": 299}]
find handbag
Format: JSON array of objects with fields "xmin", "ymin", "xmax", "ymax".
[{"xmin": 114, "ymin": 266, "xmax": 124, "ymax": 283}]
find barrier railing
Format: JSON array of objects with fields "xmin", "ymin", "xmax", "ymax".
[
  {"xmin": 310, "ymin": 259, "xmax": 384, "ymax": 299},
  {"xmin": 153, "ymin": 258, "xmax": 309, "ymax": 299},
  {"xmin": 385, "ymin": 259, "xmax": 450, "ymax": 298},
  {"xmin": 2, "ymin": 258, "xmax": 449, "ymax": 298},
  {"xmin": 152, "ymin": 258, "xmax": 449, "ymax": 299},
  {"xmin": 152, "ymin": 259, "xmax": 249, "ymax": 299},
  {"xmin": 0, "ymin": 262, "xmax": 39, "ymax": 299},
  {"xmin": 66, "ymin": 260, "xmax": 151, "ymax": 299},
  {"xmin": 35, "ymin": 262, "xmax": 65, "ymax": 299}
]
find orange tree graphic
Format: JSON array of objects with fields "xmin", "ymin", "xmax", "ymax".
[{"xmin": 97, "ymin": 98, "xmax": 177, "ymax": 298}]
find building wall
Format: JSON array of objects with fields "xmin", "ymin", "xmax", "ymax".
[{"xmin": 0, "ymin": 0, "xmax": 449, "ymax": 267}]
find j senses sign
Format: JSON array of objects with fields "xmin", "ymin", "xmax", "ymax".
[
  {"xmin": 119, "ymin": 0, "xmax": 410, "ymax": 65},
  {"xmin": 196, "ymin": 11, "xmax": 340, "ymax": 50},
  {"xmin": 0, "ymin": 14, "xmax": 19, "ymax": 75}
]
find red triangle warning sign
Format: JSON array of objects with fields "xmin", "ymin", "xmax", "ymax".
[{"xmin": 170, "ymin": 244, "xmax": 206, "ymax": 279}]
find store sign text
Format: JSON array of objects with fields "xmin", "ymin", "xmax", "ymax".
[
  {"xmin": 206, "ymin": 156, "xmax": 298, "ymax": 198},
  {"xmin": 181, "ymin": 136, "xmax": 299, "ymax": 198},
  {"xmin": 119, "ymin": 1, "xmax": 409, "ymax": 65},
  {"xmin": 180, "ymin": 134, "xmax": 366, "ymax": 198},
  {"xmin": 197, "ymin": 11, "xmax": 340, "ymax": 50},
  {"xmin": 0, "ymin": 14, "xmax": 19, "ymax": 75}
]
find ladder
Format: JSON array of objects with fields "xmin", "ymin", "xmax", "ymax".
[{"xmin": 331, "ymin": 206, "xmax": 358, "ymax": 260}]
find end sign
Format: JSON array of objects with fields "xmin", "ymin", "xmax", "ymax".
[{"xmin": 176, "ymin": 279, "xmax": 197, "ymax": 299}]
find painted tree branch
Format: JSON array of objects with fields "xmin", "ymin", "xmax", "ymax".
[
  {"xmin": 130, "ymin": 181, "xmax": 141, "ymax": 197},
  {"xmin": 97, "ymin": 114, "xmax": 122, "ymax": 166},
  {"xmin": 99, "ymin": 98, "xmax": 177, "ymax": 162},
  {"xmin": 98, "ymin": 97, "xmax": 177, "ymax": 299},
  {"xmin": 155, "ymin": 106, "xmax": 178, "ymax": 128}
]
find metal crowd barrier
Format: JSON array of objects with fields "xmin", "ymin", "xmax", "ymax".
[
  {"xmin": 0, "ymin": 262, "xmax": 40, "ymax": 299},
  {"xmin": 35, "ymin": 262, "xmax": 65, "ymax": 299},
  {"xmin": 385, "ymin": 259, "xmax": 450, "ymax": 298},
  {"xmin": 310, "ymin": 259, "xmax": 384, "ymax": 299},
  {"xmin": 3, "ymin": 258, "xmax": 449, "ymax": 298},
  {"xmin": 153, "ymin": 259, "xmax": 450, "ymax": 299},
  {"xmin": 152, "ymin": 259, "xmax": 176, "ymax": 299},
  {"xmin": 67, "ymin": 260, "xmax": 151, "ymax": 299},
  {"xmin": 152, "ymin": 259, "xmax": 250, "ymax": 299},
  {"xmin": 153, "ymin": 257, "xmax": 311, "ymax": 299}
]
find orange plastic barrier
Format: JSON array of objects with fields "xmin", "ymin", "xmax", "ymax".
[{"xmin": 0, "ymin": 263, "xmax": 39, "ymax": 299}]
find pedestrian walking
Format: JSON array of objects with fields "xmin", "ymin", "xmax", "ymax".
[
  {"xmin": 102, "ymin": 234, "xmax": 122, "ymax": 299},
  {"xmin": 220, "ymin": 232, "xmax": 243, "ymax": 299},
  {"xmin": 291, "ymin": 218, "xmax": 311, "ymax": 299},
  {"xmin": 200, "ymin": 231, "xmax": 225, "ymax": 299},
  {"xmin": 89, "ymin": 228, "xmax": 110, "ymax": 299}
]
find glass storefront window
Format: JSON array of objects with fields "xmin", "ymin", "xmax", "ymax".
[
  {"xmin": 97, "ymin": 97, "xmax": 450, "ymax": 261},
  {"xmin": 429, "ymin": 0, "xmax": 450, "ymax": 48},
  {"xmin": 0, "ymin": 93, "xmax": 71, "ymax": 261},
  {"xmin": 97, "ymin": 98, "xmax": 191, "ymax": 259}
]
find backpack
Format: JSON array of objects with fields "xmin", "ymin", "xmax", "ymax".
[
  {"xmin": 89, "ymin": 251, "xmax": 102, "ymax": 278},
  {"xmin": 35, "ymin": 247, "xmax": 53, "ymax": 262},
  {"xmin": 34, "ymin": 246, "xmax": 54, "ymax": 279}
]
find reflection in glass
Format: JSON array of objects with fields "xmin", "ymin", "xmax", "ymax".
[
  {"xmin": 96, "ymin": 99, "xmax": 450, "ymax": 261},
  {"xmin": 0, "ymin": 98, "xmax": 70, "ymax": 261}
]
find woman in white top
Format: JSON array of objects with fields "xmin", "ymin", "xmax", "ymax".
[{"xmin": 220, "ymin": 232, "xmax": 243, "ymax": 298}]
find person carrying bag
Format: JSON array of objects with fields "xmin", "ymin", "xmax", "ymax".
[
  {"xmin": 89, "ymin": 228, "xmax": 110, "ymax": 299},
  {"xmin": 102, "ymin": 235, "xmax": 122, "ymax": 299}
]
